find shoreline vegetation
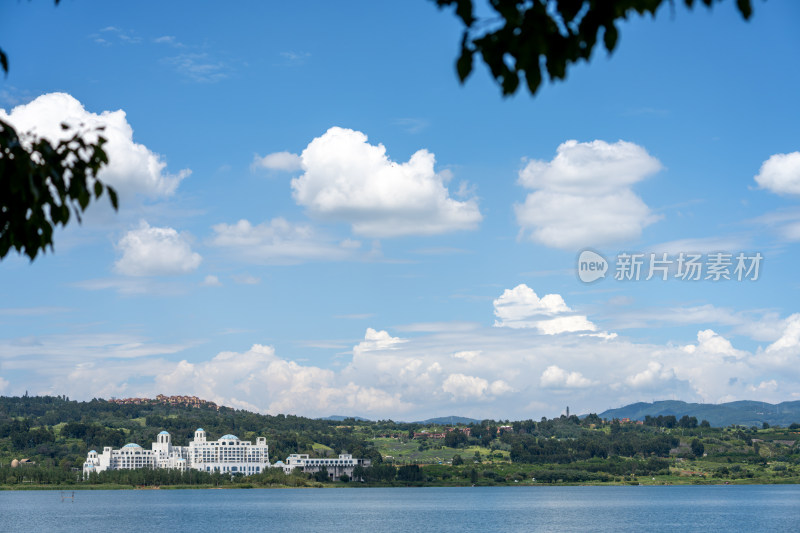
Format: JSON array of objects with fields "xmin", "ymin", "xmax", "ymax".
[
  {"xmin": 5, "ymin": 479, "xmax": 800, "ymax": 491},
  {"xmin": 2, "ymin": 395, "xmax": 799, "ymax": 491}
]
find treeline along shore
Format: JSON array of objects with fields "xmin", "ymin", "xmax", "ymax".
[{"xmin": 2, "ymin": 395, "xmax": 799, "ymax": 489}]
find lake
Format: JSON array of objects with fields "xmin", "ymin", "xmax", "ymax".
[{"xmin": 2, "ymin": 485, "xmax": 799, "ymax": 532}]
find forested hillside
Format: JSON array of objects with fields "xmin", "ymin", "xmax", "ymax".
[
  {"xmin": 2, "ymin": 395, "xmax": 799, "ymax": 488},
  {"xmin": 0, "ymin": 395, "xmax": 387, "ymax": 469}
]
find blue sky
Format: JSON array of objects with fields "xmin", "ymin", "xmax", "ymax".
[{"xmin": 1, "ymin": 1, "xmax": 799, "ymax": 420}]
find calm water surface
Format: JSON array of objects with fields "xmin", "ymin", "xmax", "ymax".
[{"xmin": 2, "ymin": 485, "xmax": 799, "ymax": 532}]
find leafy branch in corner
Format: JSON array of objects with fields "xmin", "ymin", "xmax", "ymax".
[
  {"xmin": 432, "ymin": 0, "xmax": 754, "ymax": 96},
  {"xmin": 1, "ymin": 0, "xmax": 117, "ymax": 261},
  {"xmin": 0, "ymin": 120, "xmax": 117, "ymax": 260}
]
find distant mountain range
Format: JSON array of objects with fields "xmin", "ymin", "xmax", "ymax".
[
  {"xmin": 598, "ymin": 400, "xmax": 800, "ymax": 427},
  {"xmin": 417, "ymin": 416, "xmax": 482, "ymax": 425},
  {"xmin": 324, "ymin": 402, "xmax": 800, "ymax": 428},
  {"xmin": 320, "ymin": 415, "xmax": 371, "ymax": 422}
]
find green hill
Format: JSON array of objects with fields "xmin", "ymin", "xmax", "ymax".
[
  {"xmin": 0, "ymin": 395, "xmax": 385, "ymax": 471},
  {"xmin": 599, "ymin": 400, "xmax": 800, "ymax": 427},
  {"xmin": 2, "ymin": 395, "xmax": 800, "ymax": 489}
]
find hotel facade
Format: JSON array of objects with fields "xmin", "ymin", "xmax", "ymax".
[
  {"xmin": 83, "ymin": 428, "xmax": 370, "ymax": 480},
  {"xmin": 278, "ymin": 453, "xmax": 371, "ymax": 479},
  {"xmin": 83, "ymin": 428, "xmax": 269, "ymax": 477}
]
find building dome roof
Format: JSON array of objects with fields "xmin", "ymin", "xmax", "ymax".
[
  {"xmin": 158, "ymin": 431, "xmax": 170, "ymax": 435},
  {"xmin": 10, "ymin": 459, "xmax": 19, "ymax": 468},
  {"xmin": 89, "ymin": 450, "xmax": 97, "ymax": 454},
  {"xmin": 220, "ymin": 434, "xmax": 239, "ymax": 440},
  {"xmin": 123, "ymin": 443, "xmax": 142, "ymax": 448},
  {"xmin": 196, "ymin": 428, "xmax": 205, "ymax": 432}
]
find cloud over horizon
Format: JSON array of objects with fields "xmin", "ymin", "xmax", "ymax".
[{"xmin": 6, "ymin": 284, "xmax": 797, "ymax": 420}]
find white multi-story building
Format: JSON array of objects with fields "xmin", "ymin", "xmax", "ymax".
[
  {"xmin": 281, "ymin": 453, "xmax": 371, "ymax": 480},
  {"xmin": 83, "ymin": 428, "xmax": 269, "ymax": 477},
  {"xmin": 83, "ymin": 443, "xmax": 158, "ymax": 475},
  {"xmin": 83, "ymin": 429, "xmax": 372, "ymax": 481},
  {"xmin": 187, "ymin": 428, "xmax": 268, "ymax": 475},
  {"xmin": 152, "ymin": 430, "xmax": 188, "ymax": 470}
]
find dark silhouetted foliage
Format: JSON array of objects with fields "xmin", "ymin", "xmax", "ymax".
[{"xmin": 433, "ymin": 0, "xmax": 754, "ymax": 96}]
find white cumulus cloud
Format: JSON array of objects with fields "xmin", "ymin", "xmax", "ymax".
[
  {"xmin": 536, "ymin": 316, "xmax": 599, "ymax": 335},
  {"xmin": 442, "ymin": 373, "xmax": 489, "ymax": 400},
  {"xmin": 765, "ymin": 314, "xmax": 800, "ymax": 353},
  {"xmin": 115, "ymin": 221, "xmax": 201, "ymax": 276},
  {"xmin": 494, "ymin": 284, "xmax": 571, "ymax": 322},
  {"xmin": 540, "ymin": 365, "xmax": 594, "ymax": 388},
  {"xmin": 7, "ymin": 311, "xmax": 800, "ymax": 418},
  {"xmin": 489, "ymin": 379, "xmax": 513, "ymax": 395},
  {"xmin": 682, "ymin": 329, "xmax": 745, "ymax": 359},
  {"xmin": 493, "ymin": 284, "xmax": 605, "ymax": 335},
  {"xmin": 747, "ymin": 379, "xmax": 778, "ymax": 393},
  {"xmin": 354, "ymin": 328, "xmax": 406, "ymax": 354},
  {"xmin": 0, "ymin": 92, "xmax": 190, "ymax": 200},
  {"xmin": 515, "ymin": 140, "xmax": 662, "ymax": 249},
  {"xmin": 625, "ymin": 361, "xmax": 675, "ymax": 388},
  {"xmin": 291, "ymin": 127, "xmax": 482, "ymax": 237},
  {"xmin": 754, "ymin": 152, "xmax": 800, "ymax": 195},
  {"xmin": 154, "ymin": 344, "xmax": 411, "ymax": 417}
]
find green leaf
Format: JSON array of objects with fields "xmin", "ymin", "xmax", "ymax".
[
  {"xmin": 603, "ymin": 24, "xmax": 618, "ymax": 53},
  {"xmin": 0, "ymin": 48, "xmax": 7, "ymax": 75},
  {"xmin": 501, "ymin": 69, "xmax": 519, "ymax": 96},
  {"xmin": 456, "ymin": 34, "xmax": 474, "ymax": 82},
  {"xmin": 524, "ymin": 65, "xmax": 542, "ymax": 96},
  {"xmin": 736, "ymin": 0, "xmax": 753, "ymax": 20},
  {"xmin": 108, "ymin": 187, "xmax": 119, "ymax": 211},
  {"xmin": 94, "ymin": 181, "xmax": 104, "ymax": 198},
  {"xmin": 440, "ymin": 0, "xmax": 758, "ymax": 99}
]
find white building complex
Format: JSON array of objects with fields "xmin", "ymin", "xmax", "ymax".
[
  {"xmin": 83, "ymin": 428, "xmax": 269, "ymax": 477},
  {"xmin": 279, "ymin": 453, "xmax": 371, "ymax": 479}
]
